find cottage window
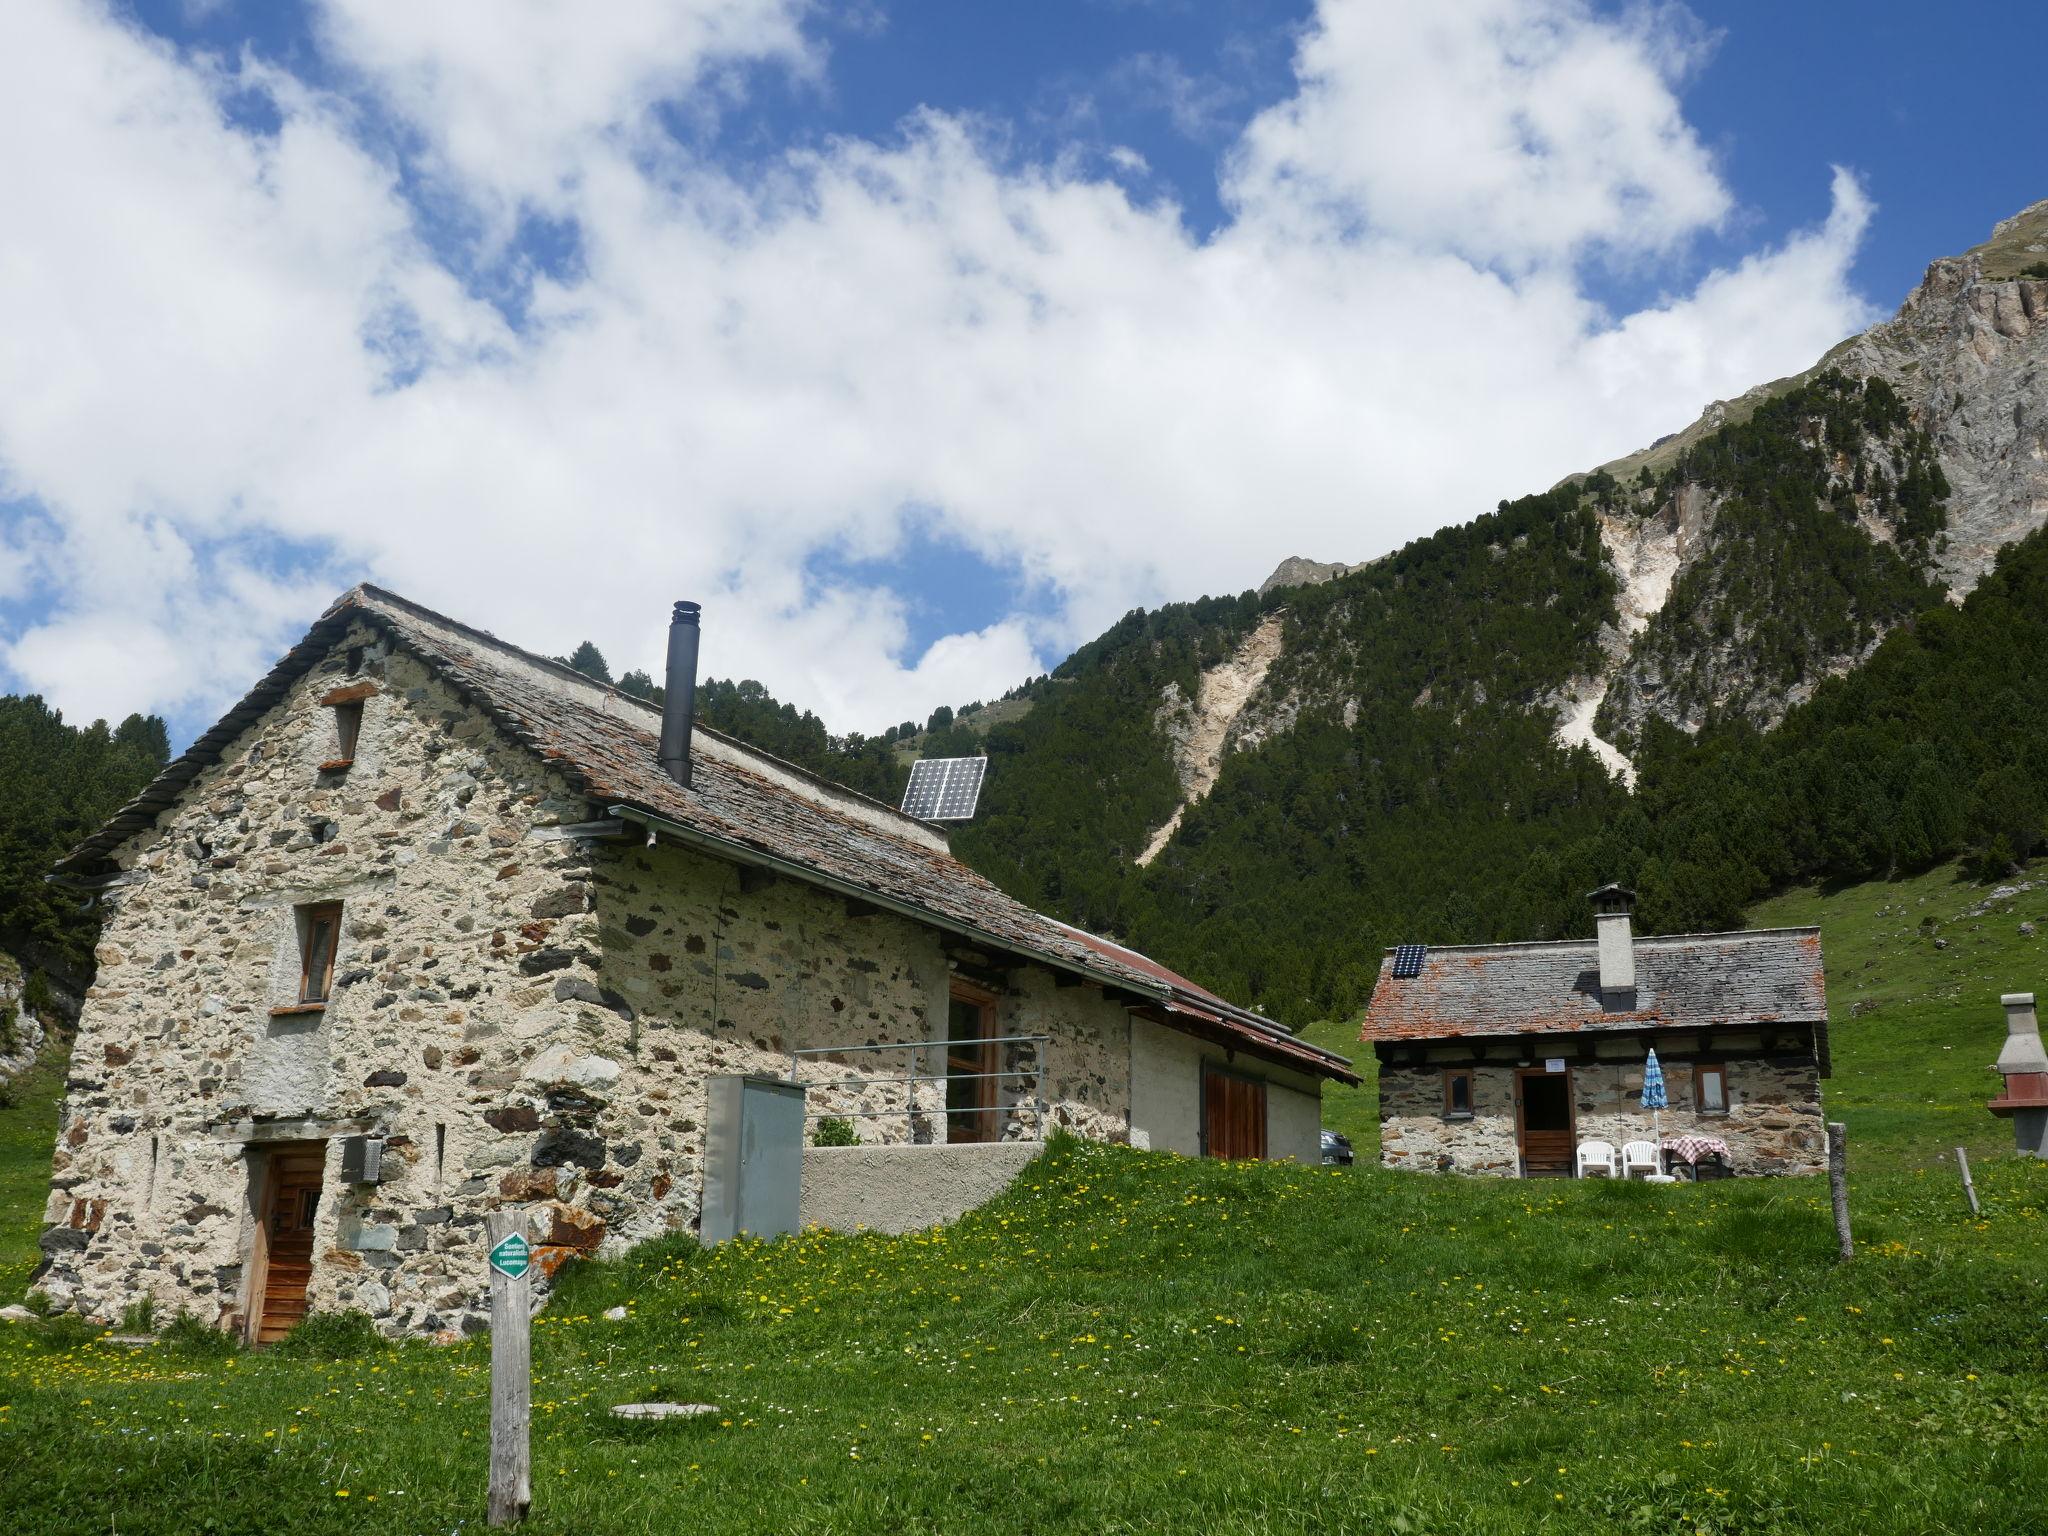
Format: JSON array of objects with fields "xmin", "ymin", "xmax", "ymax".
[
  {"xmin": 317, "ymin": 682, "xmax": 376, "ymax": 773},
  {"xmin": 1696, "ymin": 1063, "xmax": 1728, "ymax": 1115},
  {"xmin": 1443, "ymin": 1069, "xmax": 1474, "ymax": 1119},
  {"xmin": 296, "ymin": 903, "xmax": 342, "ymax": 1007},
  {"xmin": 945, "ymin": 980, "xmax": 998, "ymax": 1145}
]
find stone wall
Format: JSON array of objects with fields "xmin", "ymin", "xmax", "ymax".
[
  {"xmin": 34, "ymin": 622, "xmax": 1205, "ymax": 1337},
  {"xmin": 1379, "ymin": 1051, "xmax": 1825, "ymax": 1176}
]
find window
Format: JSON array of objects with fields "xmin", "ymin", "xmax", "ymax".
[
  {"xmin": 1443, "ymin": 1069, "xmax": 1474, "ymax": 1119},
  {"xmin": 945, "ymin": 981, "xmax": 998, "ymax": 1144},
  {"xmin": 1696, "ymin": 1063, "xmax": 1728, "ymax": 1115},
  {"xmin": 295, "ymin": 902, "xmax": 342, "ymax": 1007},
  {"xmin": 318, "ymin": 682, "xmax": 375, "ymax": 772}
]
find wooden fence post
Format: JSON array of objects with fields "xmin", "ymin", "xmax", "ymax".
[
  {"xmin": 486, "ymin": 1211, "xmax": 534, "ymax": 1527},
  {"xmin": 1827, "ymin": 1122, "xmax": 1852, "ymax": 1261},
  {"xmin": 1955, "ymin": 1146, "xmax": 1981, "ymax": 1218}
]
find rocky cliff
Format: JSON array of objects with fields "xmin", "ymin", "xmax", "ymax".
[{"xmin": 1571, "ymin": 201, "xmax": 2048, "ymax": 764}]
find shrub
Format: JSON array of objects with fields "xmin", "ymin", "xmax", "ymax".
[
  {"xmin": 812, "ymin": 1117, "xmax": 858, "ymax": 1147},
  {"xmin": 271, "ymin": 1309, "xmax": 385, "ymax": 1359},
  {"xmin": 120, "ymin": 1296, "xmax": 157, "ymax": 1334},
  {"xmin": 0, "ymin": 1001, "xmax": 18, "ymax": 1054},
  {"xmin": 22, "ymin": 970, "xmax": 55, "ymax": 1017},
  {"xmin": 162, "ymin": 1311, "xmax": 240, "ymax": 1359},
  {"xmin": 2022, "ymin": 261, "xmax": 2048, "ymax": 280}
]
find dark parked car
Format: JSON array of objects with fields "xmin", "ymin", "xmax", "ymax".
[{"xmin": 1320, "ymin": 1129, "xmax": 1355, "ymax": 1167}]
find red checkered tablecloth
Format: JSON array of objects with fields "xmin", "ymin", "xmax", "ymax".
[{"xmin": 1662, "ymin": 1135, "xmax": 1730, "ymax": 1166}]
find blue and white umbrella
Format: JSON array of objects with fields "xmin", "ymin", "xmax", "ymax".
[{"xmin": 1642, "ymin": 1048, "xmax": 1669, "ymax": 1177}]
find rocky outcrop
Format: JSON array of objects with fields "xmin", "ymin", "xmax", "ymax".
[
  {"xmin": 1564, "ymin": 200, "xmax": 2048, "ymax": 753},
  {"xmin": 1138, "ymin": 612, "xmax": 1287, "ymax": 865},
  {"xmin": 0, "ymin": 953, "xmax": 48, "ymax": 1086},
  {"xmin": 1258, "ymin": 556, "xmax": 1364, "ymax": 596},
  {"xmin": 1829, "ymin": 205, "xmax": 2048, "ymax": 596}
]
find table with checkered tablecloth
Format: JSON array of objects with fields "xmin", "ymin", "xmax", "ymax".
[{"xmin": 1662, "ymin": 1134, "xmax": 1730, "ymax": 1171}]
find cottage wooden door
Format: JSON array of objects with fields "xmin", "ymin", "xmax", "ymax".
[
  {"xmin": 1514, "ymin": 1070, "xmax": 1575, "ymax": 1178},
  {"xmin": 945, "ymin": 985, "xmax": 998, "ymax": 1144},
  {"xmin": 1202, "ymin": 1066, "xmax": 1267, "ymax": 1160},
  {"xmin": 252, "ymin": 1144, "xmax": 326, "ymax": 1346}
]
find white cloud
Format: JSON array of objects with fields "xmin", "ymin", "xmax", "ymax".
[
  {"xmin": 0, "ymin": 0, "xmax": 1877, "ymax": 739},
  {"xmin": 1230, "ymin": 0, "xmax": 1729, "ymax": 266}
]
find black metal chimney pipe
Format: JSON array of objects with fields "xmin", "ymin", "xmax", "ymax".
[{"xmin": 658, "ymin": 601, "xmax": 701, "ymax": 789}]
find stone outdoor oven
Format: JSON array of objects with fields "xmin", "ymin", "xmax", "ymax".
[{"xmin": 31, "ymin": 585, "xmax": 1354, "ymax": 1339}]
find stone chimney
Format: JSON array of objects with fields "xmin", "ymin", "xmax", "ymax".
[
  {"xmin": 1989, "ymin": 991, "xmax": 2048, "ymax": 1156},
  {"xmin": 1589, "ymin": 883, "xmax": 1636, "ymax": 1008}
]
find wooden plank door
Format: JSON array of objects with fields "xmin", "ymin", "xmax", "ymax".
[
  {"xmin": 945, "ymin": 985, "xmax": 998, "ymax": 1144},
  {"xmin": 1202, "ymin": 1066, "xmax": 1268, "ymax": 1160},
  {"xmin": 253, "ymin": 1144, "xmax": 326, "ymax": 1346},
  {"xmin": 1514, "ymin": 1070, "xmax": 1575, "ymax": 1178}
]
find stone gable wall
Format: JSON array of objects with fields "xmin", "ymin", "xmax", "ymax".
[
  {"xmin": 35, "ymin": 624, "xmax": 1155, "ymax": 1337},
  {"xmin": 1379, "ymin": 1053, "xmax": 1825, "ymax": 1177}
]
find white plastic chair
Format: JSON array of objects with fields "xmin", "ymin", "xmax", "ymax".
[
  {"xmin": 1620, "ymin": 1139, "xmax": 1660, "ymax": 1179},
  {"xmin": 1575, "ymin": 1139, "xmax": 1618, "ymax": 1178}
]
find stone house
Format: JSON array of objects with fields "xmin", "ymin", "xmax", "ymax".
[
  {"xmin": 1361, "ymin": 887, "xmax": 1828, "ymax": 1177},
  {"xmin": 34, "ymin": 585, "xmax": 1355, "ymax": 1341}
]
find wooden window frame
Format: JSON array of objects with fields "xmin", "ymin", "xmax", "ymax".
[
  {"xmin": 944, "ymin": 979, "xmax": 999, "ymax": 1145},
  {"xmin": 1442, "ymin": 1068, "xmax": 1474, "ymax": 1120},
  {"xmin": 1695, "ymin": 1062, "xmax": 1729, "ymax": 1116},
  {"xmin": 274, "ymin": 902, "xmax": 342, "ymax": 1015}
]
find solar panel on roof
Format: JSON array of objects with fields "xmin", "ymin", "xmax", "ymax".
[
  {"xmin": 900, "ymin": 756, "xmax": 988, "ymax": 821},
  {"xmin": 1391, "ymin": 944, "xmax": 1427, "ymax": 979}
]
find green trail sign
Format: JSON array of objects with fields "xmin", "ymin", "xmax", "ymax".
[{"xmin": 488, "ymin": 1232, "xmax": 532, "ymax": 1279}]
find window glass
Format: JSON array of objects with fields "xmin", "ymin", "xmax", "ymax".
[
  {"xmin": 1698, "ymin": 1065, "xmax": 1727, "ymax": 1112},
  {"xmin": 1446, "ymin": 1071, "xmax": 1472, "ymax": 1115}
]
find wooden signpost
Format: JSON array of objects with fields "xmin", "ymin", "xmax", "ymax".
[
  {"xmin": 487, "ymin": 1213, "xmax": 534, "ymax": 1527},
  {"xmin": 1827, "ymin": 1121, "xmax": 1852, "ymax": 1261}
]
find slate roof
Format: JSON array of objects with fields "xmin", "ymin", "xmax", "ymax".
[
  {"xmin": 54, "ymin": 584, "xmax": 1354, "ymax": 1084},
  {"xmin": 1361, "ymin": 929, "xmax": 1830, "ymax": 1075}
]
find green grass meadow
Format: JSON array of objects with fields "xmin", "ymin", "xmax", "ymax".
[{"xmin": 1, "ymin": 861, "xmax": 2045, "ymax": 1533}]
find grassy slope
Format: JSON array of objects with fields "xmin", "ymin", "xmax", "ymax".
[
  {"xmin": 0, "ymin": 865, "xmax": 2044, "ymax": 1533},
  {"xmin": 1749, "ymin": 857, "xmax": 2042, "ymax": 1172},
  {"xmin": 0, "ymin": 1047, "xmax": 63, "ymax": 1300}
]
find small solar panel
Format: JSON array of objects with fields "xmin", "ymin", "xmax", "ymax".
[
  {"xmin": 1391, "ymin": 944, "xmax": 1427, "ymax": 979},
  {"xmin": 900, "ymin": 756, "xmax": 989, "ymax": 821}
]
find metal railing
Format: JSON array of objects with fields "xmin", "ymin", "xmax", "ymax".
[{"xmin": 787, "ymin": 1034, "xmax": 1050, "ymax": 1143}]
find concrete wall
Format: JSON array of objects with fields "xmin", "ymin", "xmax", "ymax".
[
  {"xmin": 1378, "ymin": 1049, "xmax": 1825, "ymax": 1176},
  {"xmin": 1128, "ymin": 1017, "xmax": 1323, "ymax": 1162},
  {"xmin": 799, "ymin": 1142, "xmax": 1041, "ymax": 1234}
]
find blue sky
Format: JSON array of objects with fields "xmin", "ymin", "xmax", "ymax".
[{"xmin": 0, "ymin": 1, "xmax": 2037, "ymax": 746}]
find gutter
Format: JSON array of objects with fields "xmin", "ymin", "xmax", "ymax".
[{"xmin": 604, "ymin": 804, "xmax": 1171, "ymax": 1005}]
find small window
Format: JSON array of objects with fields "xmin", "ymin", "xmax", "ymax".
[
  {"xmin": 297, "ymin": 903, "xmax": 342, "ymax": 1006},
  {"xmin": 1443, "ymin": 1070, "xmax": 1474, "ymax": 1119},
  {"xmin": 317, "ymin": 682, "xmax": 375, "ymax": 772},
  {"xmin": 1696, "ymin": 1064, "xmax": 1728, "ymax": 1115}
]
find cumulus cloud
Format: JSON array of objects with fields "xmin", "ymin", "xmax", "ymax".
[{"xmin": 0, "ymin": 0, "xmax": 1876, "ymax": 737}]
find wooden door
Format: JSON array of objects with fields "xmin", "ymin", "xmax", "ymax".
[
  {"xmin": 252, "ymin": 1144, "xmax": 326, "ymax": 1346},
  {"xmin": 1202, "ymin": 1066, "xmax": 1267, "ymax": 1160},
  {"xmin": 1515, "ymin": 1070, "xmax": 1575, "ymax": 1178},
  {"xmin": 945, "ymin": 986, "xmax": 998, "ymax": 1144}
]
